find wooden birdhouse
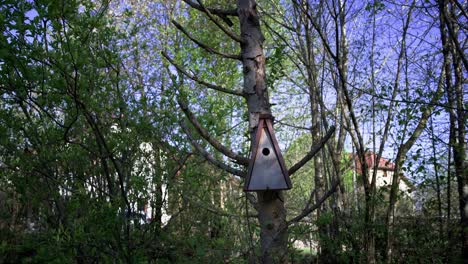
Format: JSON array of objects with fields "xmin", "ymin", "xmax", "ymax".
[{"xmin": 244, "ymin": 116, "xmax": 292, "ymax": 191}]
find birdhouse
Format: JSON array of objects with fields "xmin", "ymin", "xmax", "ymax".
[{"xmin": 244, "ymin": 116, "xmax": 292, "ymax": 191}]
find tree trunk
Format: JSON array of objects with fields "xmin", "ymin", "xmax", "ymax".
[
  {"xmin": 384, "ymin": 70, "xmax": 443, "ymax": 264},
  {"xmin": 237, "ymin": 1, "xmax": 288, "ymax": 262},
  {"xmin": 430, "ymin": 117, "xmax": 444, "ymax": 238},
  {"xmin": 153, "ymin": 146, "xmax": 163, "ymax": 232},
  {"xmin": 257, "ymin": 191, "xmax": 288, "ymax": 263},
  {"xmin": 301, "ymin": 4, "xmax": 329, "ymax": 259},
  {"xmin": 446, "ymin": 125, "xmax": 453, "ymax": 263},
  {"xmin": 438, "ymin": 1, "xmax": 468, "ymax": 259}
]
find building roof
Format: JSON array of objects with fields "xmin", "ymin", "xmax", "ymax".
[
  {"xmin": 350, "ymin": 152, "xmax": 415, "ymax": 190},
  {"xmin": 352, "ymin": 152, "xmax": 395, "ymax": 175}
]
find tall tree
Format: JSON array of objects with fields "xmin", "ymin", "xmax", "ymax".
[
  {"xmin": 438, "ymin": 0, "xmax": 468, "ymax": 259},
  {"xmin": 163, "ymin": 1, "xmax": 336, "ymax": 262}
]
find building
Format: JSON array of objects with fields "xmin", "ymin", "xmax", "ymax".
[{"xmin": 352, "ymin": 152, "xmax": 414, "ymax": 196}]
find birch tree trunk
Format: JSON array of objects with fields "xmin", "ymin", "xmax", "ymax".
[{"xmin": 238, "ymin": 0, "xmax": 288, "ymax": 262}]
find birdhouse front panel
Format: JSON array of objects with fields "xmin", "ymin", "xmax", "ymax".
[{"xmin": 244, "ymin": 118, "xmax": 292, "ymax": 191}]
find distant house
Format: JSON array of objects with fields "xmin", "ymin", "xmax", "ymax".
[{"xmin": 352, "ymin": 152, "xmax": 414, "ymax": 196}]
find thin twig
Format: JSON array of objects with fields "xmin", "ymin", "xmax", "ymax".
[
  {"xmin": 172, "ymin": 20, "xmax": 241, "ymax": 60},
  {"xmin": 177, "ymin": 96, "xmax": 250, "ymax": 166},
  {"xmin": 194, "ymin": 0, "xmax": 243, "ymax": 43},
  {"xmin": 180, "ymin": 122, "xmax": 246, "ymax": 178},
  {"xmin": 288, "ymin": 125, "xmax": 336, "ymax": 175},
  {"xmin": 161, "ymin": 51, "xmax": 244, "ymax": 97}
]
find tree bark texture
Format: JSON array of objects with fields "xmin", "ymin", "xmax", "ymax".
[{"xmin": 238, "ymin": 0, "xmax": 288, "ymax": 262}]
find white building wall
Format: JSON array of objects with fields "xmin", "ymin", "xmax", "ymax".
[{"xmin": 368, "ymin": 169, "xmax": 412, "ymax": 197}]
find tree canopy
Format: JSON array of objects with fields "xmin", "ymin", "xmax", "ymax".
[{"xmin": 0, "ymin": 0, "xmax": 466, "ymax": 263}]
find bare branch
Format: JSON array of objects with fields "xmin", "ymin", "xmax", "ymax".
[
  {"xmin": 161, "ymin": 52, "xmax": 244, "ymax": 97},
  {"xmin": 291, "ymin": 0, "xmax": 337, "ymax": 61},
  {"xmin": 168, "ymin": 153, "xmax": 192, "ymax": 181},
  {"xmin": 172, "ymin": 20, "xmax": 241, "ymax": 60},
  {"xmin": 440, "ymin": 2, "xmax": 468, "ymax": 70},
  {"xmin": 288, "ymin": 126, "xmax": 336, "ymax": 176},
  {"xmin": 183, "ymin": 0, "xmax": 238, "ymax": 17},
  {"xmin": 264, "ymin": 180, "xmax": 339, "ymax": 248},
  {"xmin": 287, "ymin": 180, "xmax": 339, "ymax": 225},
  {"xmin": 180, "ymin": 122, "xmax": 246, "ymax": 178},
  {"xmin": 276, "ymin": 119, "xmax": 315, "ymax": 131},
  {"xmin": 181, "ymin": 194, "xmax": 257, "ymax": 219},
  {"xmin": 177, "ymin": 97, "xmax": 250, "ymax": 166},
  {"xmin": 193, "ymin": 0, "xmax": 243, "ymax": 43},
  {"xmin": 259, "ymin": 7, "xmax": 295, "ymax": 31},
  {"xmin": 453, "ymin": 0, "xmax": 468, "ymax": 21}
]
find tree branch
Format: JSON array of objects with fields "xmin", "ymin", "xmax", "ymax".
[
  {"xmin": 292, "ymin": 0, "xmax": 337, "ymax": 61},
  {"xmin": 181, "ymin": 194, "xmax": 257, "ymax": 219},
  {"xmin": 264, "ymin": 179, "xmax": 339, "ymax": 248},
  {"xmin": 180, "ymin": 122, "xmax": 246, "ymax": 178},
  {"xmin": 177, "ymin": 96, "xmax": 250, "ymax": 166},
  {"xmin": 192, "ymin": 0, "xmax": 243, "ymax": 43},
  {"xmin": 288, "ymin": 125, "xmax": 336, "ymax": 175},
  {"xmin": 172, "ymin": 20, "xmax": 241, "ymax": 60},
  {"xmin": 287, "ymin": 180, "xmax": 339, "ymax": 225},
  {"xmin": 161, "ymin": 51, "xmax": 244, "ymax": 97},
  {"xmin": 168, "ymin": 153, "xmax": 192, "ymax": 181},
  {"xmin": 441, "ymin": 2, "xmax": 468, "ymax": 71},
  {"xmin": 183, "ymin": 0, "xmax": 238, "ymax": 17}
]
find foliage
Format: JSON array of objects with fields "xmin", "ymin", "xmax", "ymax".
[{"xmin": 0, "ymin": 0, "xmax": 465, "ymax": 262}]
